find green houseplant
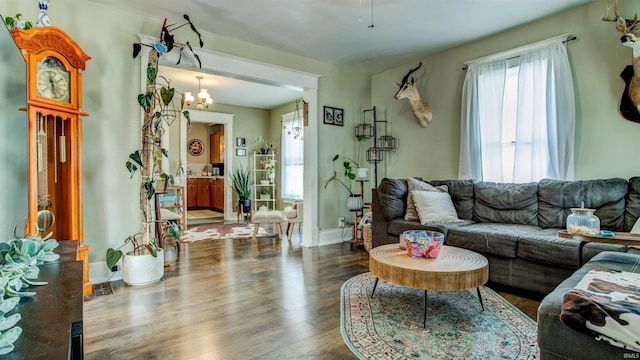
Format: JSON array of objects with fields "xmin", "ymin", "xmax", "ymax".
[
  {"xmin": 253, "ymin": 136, "xmax": 272, "ymax": 154},
  {"xmin": 106, "ymin": 15, "xmax": 204, "ymax": 283},
  {"xmin": 324, "ymin": 135, "xmax": 368, "ymax": 210},
  {"xmin": 231, "ymin": 165, "xmax": 251, "ymax": 213}
]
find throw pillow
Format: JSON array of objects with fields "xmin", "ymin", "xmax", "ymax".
[
  {"xmin": 412, "ymin": 190, "xmax": 462, "ymax": 224},
  {"xmin": 405, "ymin": 177, "xmax": 448, "ymax": 221}
]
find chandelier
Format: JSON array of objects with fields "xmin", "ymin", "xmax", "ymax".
[
  {"xmin": 283, "ymin": 99, "xmax": 304, "ymax": 140},
  {"xmin": 183, "ymin": 76, "xmax": 213, "ymax": 110}
]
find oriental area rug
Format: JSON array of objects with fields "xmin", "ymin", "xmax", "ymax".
[
  {"xmin": 341, "ymin": 272, "xmax": 539, "ymax": 360},
  {"xmin": 181, "ymin": 223, "xmax": 274, "ymax": 243}
]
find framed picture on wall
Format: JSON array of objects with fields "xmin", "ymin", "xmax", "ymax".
[
  {"xmin": 236, "ymin": 148, "xmax": 246, "ymax": 156},
  {"xmin": 324, "ymin": 106, "xmax": 344, "ymax": 126},
  {"xmin": 323, "ymin": 106, "xmax": 334, "ymax": 125},
  {"xmin": 236, "ymin": 137, "xmax": 246, "ymax": 147},
  {"xmin": 333, "ymin": 108, "xmax": 344, "ymax": 126}
]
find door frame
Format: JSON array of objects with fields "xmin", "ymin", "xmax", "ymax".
[{"xmin": 137, "ymin": 34, "xmax": 320, "ymax": 247}]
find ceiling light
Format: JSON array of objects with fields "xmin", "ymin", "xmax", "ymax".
[{"xmin": 184, "ymin": 76, "xmax": 213, "ymax": 110}]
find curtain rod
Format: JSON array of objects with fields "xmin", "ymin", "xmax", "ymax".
[{"xmin": 462, "ymin": 34, "xmax": 576, "ymax": 71}]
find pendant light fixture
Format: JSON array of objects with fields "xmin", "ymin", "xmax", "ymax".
[
  {"xmin": 183, "ymin": 75, "xmax": 213, "ymax": 110},
  {"xmin": 283, "ymin": 99, "xmax": 304, "ymax": 140}
]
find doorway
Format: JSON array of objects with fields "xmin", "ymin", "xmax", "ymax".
[{"xmin": 139, "ymin": 38, "xmax": 320, "ymax": 246}]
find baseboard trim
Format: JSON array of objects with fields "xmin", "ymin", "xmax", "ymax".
[{"xmin": 319, "ymin": 227, "xmax": 352, "ymax": 246}]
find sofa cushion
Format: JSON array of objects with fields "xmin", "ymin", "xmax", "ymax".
[
  {"xmin": 429, "ymin": 179, "xmax": 475, "ymax": 220},
  {"xmin": 538, "ymin": 178, "xmax": 627, "ymax": 230},
  {"xmin": 473, "ymin": 182, "xmax": 539, "ymax": 225},
  {"xmin": 376, "ymin": 178, "xmax": 408, "ymax": 221},
  {"xmin": 404, "ymin": 177, "xmax": 447, "ymax": 221},
  {"xmin": 517, "ymin": 233, "xmax": 580, "ymax": 269},
  {"xmin": 625, "ymin": 177, "xmax": 640, "ymax": 232},
  {"xmin": 412, "ymin": 190, "xmax": 462, "ymax": 224},
  {"xmin": 445, "ymin": 223, "xmax": 540, "ymax": 258}
]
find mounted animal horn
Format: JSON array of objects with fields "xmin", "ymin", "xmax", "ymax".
[
  {"xmin": 394, "ymin": 62, "xmax": 433, "ymax": 128},
  {"xmin": 602, "ymin": 0, "xmax": 640, "ymax": 122}
]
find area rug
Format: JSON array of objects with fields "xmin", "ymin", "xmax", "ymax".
[
  {"xmin": 181, "ymin": 223, "xmax": 274, "ymax": 243},
  {"xmin": 187, "ymin": 209, "xmax": 224, "ymax": 219},
  {"xmin": 341, "ymin": 272, "xmax": 539, "ymax": 359}
]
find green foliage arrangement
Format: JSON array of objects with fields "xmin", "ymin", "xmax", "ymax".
[
  {"xmin": 107, "ymin": 15, "xmax": 203, "ymax": 269},
  {"xmin": 231, "ymin": 165, "xmax": 251, "ymax": 200},
  {"xmin": 0, "ymin": 228, "xmax": 60, "ymax": 355}
]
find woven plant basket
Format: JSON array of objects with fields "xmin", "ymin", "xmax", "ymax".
[{"xmin": 363, "ymin": 225, "xmax": 372, "ymax": 252}]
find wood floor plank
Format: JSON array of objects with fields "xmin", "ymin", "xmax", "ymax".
[{"xmin": 83, "ymin": 226, "xmax": 540, "ymax": 359}]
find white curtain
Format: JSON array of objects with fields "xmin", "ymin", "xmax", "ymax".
[
  {"xmin": 459, "ymin": 39, "xmax": 575, "ymax": 182},
  {"xmin": 281, "ymin": 114, "xmax": 304, "ymax": 200}
]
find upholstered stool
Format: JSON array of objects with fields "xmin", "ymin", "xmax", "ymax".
[{"xmin": 251, "ymin": 209, "xmax": 286, "ymax": 239}]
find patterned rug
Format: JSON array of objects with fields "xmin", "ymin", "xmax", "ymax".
[
  {"xmin": 341, "ymin": 272, "xmax": 539, "ymax": 359},
  {"xmin": 181, "ymin": 223, "xmax": 274, "ymax": 243}
]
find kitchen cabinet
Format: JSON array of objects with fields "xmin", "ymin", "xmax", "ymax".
[
  {"xmin": 210, "ymin": 132, "xmax": 224, "ymax": 164},
  {"xmin": 211, "ymin": 179, "xmax": 224, "ymax": 210},
  {"xmin": 196, "ymin": 178, "xmax": 212, "ymax": 208},
  {"xmin": 187, "ymin": 179, "xmax": 198, "ymax": 208}
]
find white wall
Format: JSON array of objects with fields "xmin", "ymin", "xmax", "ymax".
[{"xmin": 371, "ymin": 0, "xmax": 640, "ymax": 183}]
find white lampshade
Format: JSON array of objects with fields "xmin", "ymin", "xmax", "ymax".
[{"xmin": 184, "ymin": 92, "xmax": 194, "ymax": 105}]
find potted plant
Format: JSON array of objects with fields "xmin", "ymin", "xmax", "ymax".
[
  {"xmin": 253, "ymin": 136, "xmax": 272, "ymax": 154},
  {"xmin": 266, "ymin": 159, "xmax": 276, "ymax": 183},
  {"xmin": 231, "ymin": 164, "xmax": 252, "ymax": 214},
  {"xmin": 260, "ymin": 187, "xmax": 271, "ymax": 200},
  {"xmin": 324, "ymin": 135, "xmax": 369, "ymax": 210},
  {"xmin": 105, "ymin": 15, "xmax": 203, "ymax": 285}
]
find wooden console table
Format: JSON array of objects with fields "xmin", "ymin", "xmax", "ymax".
[
  {"xmin": 8, "ymin": 240, "xmax": 84, "ymax": 359},
  {"xmin": 558, "ymin": 230, "xmax": 640, "ymax": 266}
]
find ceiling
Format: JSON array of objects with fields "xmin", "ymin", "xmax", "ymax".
[{"xmin": 93, "ymin": 0, "xmax": 597, "ymax": 109}]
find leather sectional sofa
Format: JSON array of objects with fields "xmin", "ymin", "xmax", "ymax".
[
  {"xmin": 370, "ymin": 177, "xmax": 640, "ymax": 294},
  {"xmin": 370, "ymin": 176, "xmax": 640, "ymax": 359}
]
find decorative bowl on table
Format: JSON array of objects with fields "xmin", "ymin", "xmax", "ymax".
[{"xmin": 402, "ymin": 230, "xmax": 445, "ymax": 259}]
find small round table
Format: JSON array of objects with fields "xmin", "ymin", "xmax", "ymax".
[{"xmin": 369, "ymin": 244, "xmax": 489, "ymax": 328}]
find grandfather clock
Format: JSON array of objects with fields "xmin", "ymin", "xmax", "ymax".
[{"xmin": 12, "ymin": 26, "xmax": 92, "ymax": 296}]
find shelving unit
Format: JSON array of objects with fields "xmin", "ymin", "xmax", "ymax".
[
  {"xmin": 156, "ymin": 185, "xmax": 186, "ymax": 246},
  {"xmin": 253, "ymin": 151, "xmax": 277, "ymax": 211},
  {"xmin": 349, "ymin": 179, "xmax": 368, "ymax": 247}
]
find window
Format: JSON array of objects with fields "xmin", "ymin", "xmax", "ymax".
[
  {"xmin": 281, "ymin": 111, "xmax": 304, "ymax": 200},
  {"xmin": 460, "ymin": 37, "xmax": 575, "ymax": 183}
]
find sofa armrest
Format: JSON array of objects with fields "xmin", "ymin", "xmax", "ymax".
[{"xmin": 371, "ymin": 188, "xmax": 396, "ymax": 248}]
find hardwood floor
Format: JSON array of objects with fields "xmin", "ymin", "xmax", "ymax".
[{"xmin": 83, "ymin": 225, "xmax": 541, "ymax": 359}]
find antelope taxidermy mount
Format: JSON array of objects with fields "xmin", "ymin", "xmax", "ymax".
[
  {"xmin": 602, "ymin": 0, "xmax": 640, "ymax": 121},
  {"xmin": 394, "ymin": 62, "xmax": 433, "ymax": 128}
]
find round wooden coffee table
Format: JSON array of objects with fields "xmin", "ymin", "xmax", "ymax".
[{"xmin": 369, "ymin": 244, "xmax": 489, "ymax": 327}]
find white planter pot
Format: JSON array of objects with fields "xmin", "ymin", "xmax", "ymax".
[
  {"xmin": 260, "ymin": 194, "xmax": 270, "ymax": 200},
  {"xmin": 347, "ymin": 194, "xmax": 363, "ymax": 211},
  {"xmin": 123, "ymin": 249, "xmax": 164, "ymax": 286},
  {"xmin": 357, "ymin": 168, "xmax": 369, "ymax": 179}
]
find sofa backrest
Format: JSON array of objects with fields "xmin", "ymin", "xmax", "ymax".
[
  {"xmin": 538, "ymin": 178, "xmax": 627, "ymax": 230},
  {"xmin": 429, "ymin": 179, "xmax": 475, "ymax": 220},
  {"xmin": 473, "ymin": 182, "xmax": 539, "ymax": 225}
]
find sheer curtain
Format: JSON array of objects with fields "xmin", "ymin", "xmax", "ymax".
[
  {"xmin": 459, "ymin": 38, "xmax": 575, "ymax": 182},
  {"xmin": 281, "ymin": 113, "xmax": 304, "ymax": 200}
]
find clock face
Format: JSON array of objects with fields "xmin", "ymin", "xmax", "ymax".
[{"xmin": 36, "ymin": 57, "xmax": 71, "ymax": 103}]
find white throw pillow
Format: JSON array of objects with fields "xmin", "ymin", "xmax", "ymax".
[
  {"xmin": 404, "ymin": 177, "xmax": 448, "ymax": 221},
  {"xmin": 412, "ymin": 190, "xmax": 462, "ymax": 224},
  {"xmin": 631, "ymin": 217, "xmax": 640, "ymax": 234}
]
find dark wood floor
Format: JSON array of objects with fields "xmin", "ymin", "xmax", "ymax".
[{"xmin": 83, "ymin": 224, "xmax": 541, "ymax": 359}]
